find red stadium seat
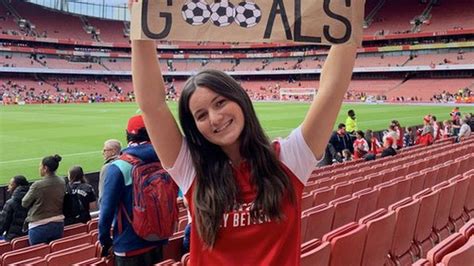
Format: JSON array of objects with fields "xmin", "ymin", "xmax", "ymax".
[
  {"xmin": 10, "ymin": 235, "xmax": 29, "ymax": 250},
  {"xmin": 388, "ymin": 198, "xmax": 421, "ymax": 265},
  {"xmin": 448, "ymin": 175, "xmax": 470, "ymax": 231},
  {"xmin": 162, "ymin": 235, "xmax": 184, "ymax": 262},
  {"xmin": 349, "ymin": 177, "xmax": 369, "ymax": 194},
  {"xmin": 181, "ymin": 253, "xmax": 190, "ymax": 266},
  {"xmin": 421, "ymin": 168, "xmax": 438, "ymax": 190},
  {"xmin": 359, "ymin": 209, "xmax": 396, "ymax": 266},
  {"xmin": 426, "ymin": 233, "xmax": 467, "ymax": 265},
  {"xmin": 312, "ymin": 187, "xmax": 335, "ymax": 207},
  {"xmin": 412, "ymin": 189, "xmax": 440, "ymax": 258},
  {"xmin": 353, "ymin": 188, "xmax": 379, "ymax": 220},
  {"xmin": 0, "ymin": 241, "xmax": 11, "ymax": 255},
  {"xmin": 375, "ymin": 182, "xmax": 399, "ymax": 209},
  {"xmin": 322, "ymin": 222, "xmax": 367, "ymax": 266},
  {"xmin": 300, "ymin": 240, "xmax": 331, "ymax": 266},
  {"xmin": 45, "ymin": 243, "xmax": 96, "ymax": 266},
  {"xmin": 441, "ymin": 236, "xmax": 474, "ymax": 266},
  {"xmin": 10, "ymin": 256, "xmax": 47, "ymax": 266},
  {"xmin": 1, "ymin": 244, "xmax": 50, "ymax": 265},
  {"xmin": 459, "ymin": 219, "xmax": 474, "ymax": 239},
  {"xmin": 87, "ymin": 218, "xmax": 99, "ymax": 232},
  {"xmin": 432, "ymin": 181, "xmax": 456, "ymax": 242},
  {"xmin": 392, "ymin": 177, "xmax": 412, "ymax": 202},
  {"xmin": 463, "ymin": 174, "xmax": 474, "ymax": 220},
  {"xmin": 49, "ymin": 232, "xmax": 93, "ymax": 252},
  {"xmin": 63, "ymin": 223, "xmax": 88, "ymax": 237},
  {"xmin": 330, "ymin": 196, "xmax": 359, "ymax": 230},
  {"xmin": 407, "ymin": 172, "xmax": 426, "ymax": 196},
  {"xmin": 332, "ymin": 182, "xmax": 353, "ymax": 199},
  {"xmin": 301, "ymin": 193, "xmax": 314, "ymax": 211},
  {"xmin": 302, "ymin": 204, "xmax": 335, "ymax": 242}
]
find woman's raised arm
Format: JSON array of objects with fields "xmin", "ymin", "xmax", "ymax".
[
  {"xmin": 301, "ymin": 43, "xmax": 358, "ymax": 160},
  {"xmin": 131, "ymin": 40, "xmax": 183, "ymax": 168}
]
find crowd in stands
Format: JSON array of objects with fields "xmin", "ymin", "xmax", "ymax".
[
  {"xmin": 319, "ymin": 108, "xmax": 474, "ymax": 167},
  {"xmin": 432, "ymin": 87, "xmax": 473, "ymax": 103}
]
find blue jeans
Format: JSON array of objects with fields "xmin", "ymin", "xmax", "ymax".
[{"xmin": 28, "ymin": 222, "xmax": 64, "ymax": 245}]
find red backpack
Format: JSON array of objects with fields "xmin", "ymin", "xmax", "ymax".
[{"xmin": 116, "ymin": 153, "xmax": 179, "ymax": 241}]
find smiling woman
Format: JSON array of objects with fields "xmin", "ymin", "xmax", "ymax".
[{"xmin": 130, "ymin": 0, "xmax": 360, "ymax": 261}]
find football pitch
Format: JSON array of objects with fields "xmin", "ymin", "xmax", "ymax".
[{"xmin": 1, "ymin": 102, "xmax": 472, "ymax": 185}]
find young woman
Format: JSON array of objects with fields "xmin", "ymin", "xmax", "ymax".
[
  {"xmin": 22, "ymin": 155, "xmax": 66, "ymax": 245},
  {"xmin": 353, "ymin": 130, "xmax": 369, "ymax": 159},
  {"xmin": 129, "ymin": 3, "xmax": 358, "ymax": 265},
  {"xmin": 64, "ymin": 166, "xmax": 97, "ymax": 225}
]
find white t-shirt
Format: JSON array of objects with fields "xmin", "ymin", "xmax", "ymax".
[{"xmin": 166, "ymin": 126, "xmax": 318, "ymax": 195}]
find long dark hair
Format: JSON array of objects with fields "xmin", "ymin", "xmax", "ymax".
[
  {"xmin": 68, "ymin": 165, "xmax": 86, "ymax": 183},
  {"xmin": 179, "ymin": 69, "xmax": 295, "ymax": 247}
]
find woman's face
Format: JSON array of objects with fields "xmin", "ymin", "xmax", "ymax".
[
  {"xmin": 38, "ymin": 162, "xmax": 46, "ymax": 177},
  {"xmin": 189, "ymin": 86, "xmax": 245, "ymax": 152}
]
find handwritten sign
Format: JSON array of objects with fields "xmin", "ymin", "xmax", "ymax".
[{"xmin": 131, "ymin": 0, "xmax": 365, "ymax": 45}]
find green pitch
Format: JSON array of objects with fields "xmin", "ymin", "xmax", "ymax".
[{"xmin": 0, "ymin": 102, "xmax": 472, "ymax": 185}]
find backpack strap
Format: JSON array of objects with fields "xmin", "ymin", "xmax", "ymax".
[{"xmin": 112, "ymin": 153, "xmax": 141, "ymax": 186}]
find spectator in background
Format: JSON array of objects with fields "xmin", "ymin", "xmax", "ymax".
[
  {"xmin": 329, "ymin": 123, "xmax": 354, "ymax": 158},
  {"xmin": 384, "ymin": 125, "xmax": 399, "ymax": 150},
  {"xmin": 64, "ymin": 166, "xmax": 97, "ymax": 225},
  {"xmin": 98, "ymin": 139, "xmax": 121, "ymax": 205},
  {"xmin": 0, "ymin": 175, "xmax": 29, "ymax": 241},
  {"xmin": 342, "ymin": 149, "xmax": 353, "ymax": 162},
  {"xmin": 457, "ymin": 117, "xmax": 472, "ymax": 142},
  {"xmin": 442, "ymin": 120, "xmax": 453, "ymax": 139},
  {"xmin": 417, "ymin": 116, "xmax": 434, "ymax": 146},
  {"xmin": 99, "ymin": 115, "xmax": 168, "ymax": 265},
  {"xmin": 345, "ymin": 109, "xmax": 358, "ymax": 134},
  {"xmin": 431, "ymin": 116, "xmax": 441, "ymax": 141},
  {"xmin": 450, "ymin": 107, "xmax": 461, "ymax": 135},
  {"xmin": 22, "ymin": 155, "xmax": 65, "ymax": 245},
  {"xmin": 391, "ymin": 120, "xmax": 404, "ymax": 149},
  {"xmin": 367, "ymin": 130, "xmax": 382, "ymax": 155},
  {"xmin": 404, "ymin": 127, "xmax": 415, "ymax": 147},
  {"xmin": 381, "ymin": 137, "xmax": 397, "ymax": 158},
  {"xmin": 353, "ymin": 130, "xmax": 369, "ymax": 160}
]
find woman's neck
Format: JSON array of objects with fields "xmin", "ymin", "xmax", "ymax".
[{"xmin": 222, "ymin": 142, "xmax": 242, "ymax": 166}]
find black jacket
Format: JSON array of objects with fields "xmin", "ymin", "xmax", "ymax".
[
  {"xmin": 0, "ymin": 186, "xmax": 29, "ymax": 241},
  {"xmin": 329, "ymin": 131, "xmax": 354, "ymax": 154}
]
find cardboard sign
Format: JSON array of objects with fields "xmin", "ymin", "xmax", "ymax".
[{"xmin": 131, "ymin": 0, "xmax": 365, "ymax": 45}]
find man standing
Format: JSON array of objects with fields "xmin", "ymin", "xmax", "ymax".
[
  {"xmin": 99, "ymin": 115, "xmax": 167, "ymax": 265},
  {"xmin": 98, "ymin": 139, "xmax": 121, "ymax": 205},
  {"xmin": 458, "ymin": 117, "xmax": 472, "ymax": 142},
  {"xmin": 345, "ymin": 109, "xmax": 358, "ymax": 134},
  {"xmin": 329, "ymin": 123, "xmax": 354, "ymax": 161}
]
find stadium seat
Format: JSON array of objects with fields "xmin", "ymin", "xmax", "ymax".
[
  {"xmin": 459, "ymin": 219, "xmax": 474, "ymax": 239},
  {"xmin": 463, "ymin": 174, "xmax": 474, "ymax": 220},
  {"xmin": 301, "ymin": 193, "xmax": 314, "ymax": 211},
  {"xmin": 434, "ymin": 164, "xmax": 450, "ymax": 184},
  {"xmin": 162, "ymin": 235, "xmax": 184, "ymax": 262},
  {"xmin": 317, "ymin": 178, "xmax": 334, "ymax": 189},
  {"xmin": 440, "ymin": 236, "xmax": 474, "ymax": 266},
  {"xmin": 322, "ymin": 222, "xmax": 367, "ymax": 266},
  {"xmin": 426, "ymin": 233, "xmax": 467, "ymax": 265},
  {"xmin": 155, "ymin": 259, "xmax": 177, "ymax": 265},
  {"xmin": 375, "ymin": 182, "xmax": 399, "ymax": 209},
  {"xmin": 448, "ymin": 175, "xmax": 470, "ymax": 231},
  {"xmin": 312, "ymin": 187, "xmax": 335, "ymax": 206},
  {"xmin": 411, "ymin": 258, "xmax": 431, "ymax": 266},
  {"xmin": 412, "ymin": 189, "xmax": 440, "ymax": 258},
  {"xmin": 332, "ymin": 182, "xmax": 353, "ymax": 199},
  {"xmin": 63, "ymin": 223, "xmax": 88, "ymax": 237},
  {"xmin": 10, "ymin": 235, "xmax": 29, "ymax": 250},
  {"xmin": 49, "ymin": 232, "xmax": 93, "ymax": 252},
  {"xmin": 90, "ymin": 229, "xmax": 99, "ymax": 243},
  {"xmin": 330, "ymin": 196, "xmax": 359, "ymax": 230},
  {"xmin": 181, "ymin": 253, "xmax": 190, "ymax": 266},
  {"xmin": 1, "ymin": 244, "xmax": 50, "ymax": 265},
  {"xmin": 392, "ymin": 177, "xmax": 412, "ymax": 202},
  {"xmin": 353, "ymin": 188, "xmax": 379, "ymax": 220},
  {"xmin": 10, "ymin": 256, "xmax": 47, "ymax": 266},
  {"xmin": 388, "ymin": 198, "xmax": 421, "ymax": 265},
  {"xmin": 72, "ymin": 257, "xmax": 103, "ymax": 265},
  {"xmin": 432, "ymin": 181, "xmax": 456, "ymax": 242},
  {"xmin": 300, "ymin": 240, "xmax": 331, "ymax": 266},
  {"xmin": 421, "ymin": 168, "xmax": 438, "ymax": 190},
  {"xmin": 87, "ymin": 218, "xmax": 99, "ymax": 232},
  {"xmin": 366, "ymin": 173, "xmax": 384, "ymax": 188},
  {"xmin": 349, "ymin": 177, "xmax": 369, "ymax": 193},
  {"xmin": 0, "ymin": 241, "xmax": 11, "ymax": 255},
  {"xmin": 407, "ymin": 172, "xmax": 426, "ymax": 196},
  {"xmin": 45, "ymin": 243, "xmax": 96, "ymax": 266},
  {"xmin": 302, "ymin": 204, "xmax": 335, "ymax": 242},
  {"xmin": 177, "ymin": 218, "xmax": 189, "ymax": 233},
  {"xmin": 359, "ymin": 209, "xmax": 396, "ymax": 266}
]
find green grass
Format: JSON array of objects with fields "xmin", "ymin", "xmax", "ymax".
[{"xmin": 0, "ymin": 102, "xmax": 472, "ymax": 185}]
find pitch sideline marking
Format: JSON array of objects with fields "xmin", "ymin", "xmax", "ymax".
[{"xmin": 0, "ymin": 151, "xmax": 101, "ymax": 164}]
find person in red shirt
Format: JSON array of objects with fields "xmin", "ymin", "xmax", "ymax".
[
  {"xmin": 129, "ymin": 12, "xmax": 359, "ymax": 266},
  {"xmin": 366, "ymin": 129, "xmax": 382, "ymax": 155},
  {"xmin": 391, "ymin": 120, "xmax": 404, "ymax": 149},
  {"xmin": 353, "ymin": 130, "xmax": 369, "ymax": 159},
  {"xmin": 129, "ymin": 2, "xmax": 360, "ymax": 265}
]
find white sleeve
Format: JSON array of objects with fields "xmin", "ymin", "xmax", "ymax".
[
  {"xmin": 279, "ymin": 127, "xmax": 320, "ymax": 185},
  {"xmin": 164, "ymin": 139, "xmax": 196, "ymax": 195}
]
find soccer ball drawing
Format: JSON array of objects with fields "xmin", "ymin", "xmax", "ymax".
[
  {"xmin": 234, "ymin": 1, "xmax": 262, "ymax": 28},
  {"xmin": 210, "ymin": 1, "xmax": 235, "ymax": 27},
  {"xmin": 181, "ymin": 0, "xmax": 212, "ymax": 26}
]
